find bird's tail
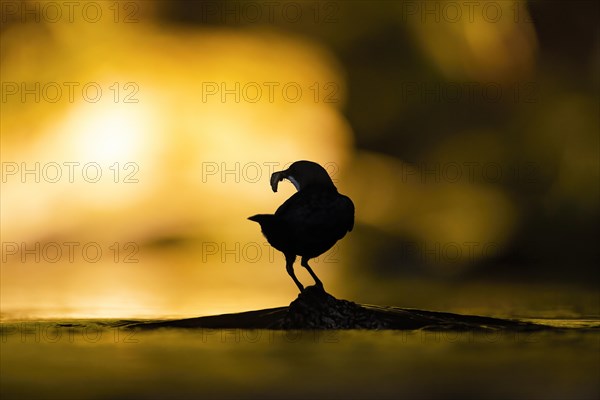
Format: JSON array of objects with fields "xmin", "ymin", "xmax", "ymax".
[
  {"xmin": 247, "ymin": 214, "xmax": 274, "ymax": 226},
  {"xmin": 248, "ymin": 214, "xmax": 286, "ymax": 249}
]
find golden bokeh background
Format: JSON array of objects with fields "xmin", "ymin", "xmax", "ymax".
[{"xmin": 1, "ymin": 1, "xmax": 598, "ymax": 319}]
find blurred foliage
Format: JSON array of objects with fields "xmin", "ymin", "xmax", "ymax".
[
  {"xmin": 144, "ymin": 0, "xmax": 600, "ymax": 281},
  {"xmin": 0, "ymin": 1, "xmax": 598, "ymax": 318}
]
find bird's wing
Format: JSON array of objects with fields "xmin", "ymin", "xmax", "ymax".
[{"xmin": 275, "ymin": 191, "xmax": 355, "ymax": 234}]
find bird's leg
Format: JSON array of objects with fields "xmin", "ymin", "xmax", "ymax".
[
  {"xmin": 301, "ymin": 257, "xmax": 324, "ymax": 289},
  {"xmin": 285, "ymin": 254, "xmax": 304, "ymax": 292}
]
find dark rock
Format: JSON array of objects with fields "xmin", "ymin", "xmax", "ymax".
[
  {"xmin": 127, "ymin": 289, "xmax": 585, "ymax": 332},
  {"xmin": 282, "ymin": 286, "xmax": 389, "ymax": 329}
]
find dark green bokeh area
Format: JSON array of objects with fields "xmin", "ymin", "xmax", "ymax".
[{"xmin": 161, "ymin": 0, "xmax": 599, "ymax": 284}]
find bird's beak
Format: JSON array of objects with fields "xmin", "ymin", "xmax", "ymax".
[
  {"xmin": 270, "ymin": 170, "xmax": 287, "ymax": 192},
  {"xmin": 271, "ymin": 170, "xmax": 301, "ymax": 192}
]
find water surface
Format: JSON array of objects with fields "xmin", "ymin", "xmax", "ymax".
[{"xmin": 1, "ymin": 319, "xmax": 598, "ymax": 399}]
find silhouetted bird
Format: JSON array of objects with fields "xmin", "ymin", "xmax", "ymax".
[{"xmin": 248, "ymin": 160, "xmax": 354, "ymax": 292}]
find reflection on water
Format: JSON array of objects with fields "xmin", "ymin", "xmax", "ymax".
[{"xmin": 1, "ymin": 321, "xmax": 598, "ymax": 399}]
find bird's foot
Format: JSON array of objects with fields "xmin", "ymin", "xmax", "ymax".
[
  {"xmin": 296, "ymin": 285, "xmax": 330, "ymax": 304},
  {"xmin": 304, "ymin": 284, "xmax": 326, "ymax": 294},
  {"xmin": 311, "ymin": 279, "xmax": 325, "ymax": 291}
]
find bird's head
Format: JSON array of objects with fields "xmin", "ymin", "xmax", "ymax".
[{"xmin": 270, "ymin": 160, "xmax": 335, "ymax": 192}]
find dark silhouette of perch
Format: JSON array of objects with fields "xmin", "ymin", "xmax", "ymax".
[
  {"xmin": 248, "ymin": 161, "xmax": 354, "ymax": 292},
  {"xmin": 129, "ymin": 286, "xmax": 578, "ymax": 331}
]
